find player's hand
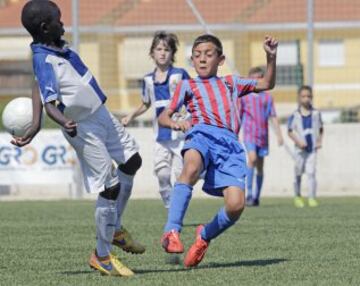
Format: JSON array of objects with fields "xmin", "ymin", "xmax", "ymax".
[
  {"xmin": 170, "ymin": 120, "xmax": 191, "ymax": 132},
  {"xmin": 64, "ymin": 120, "xmax": 77, "ymax": 137},
  {"xmin": 297, "ymin": 141, "xmax": 307, "ymax": 150},
  {"xmin": 121, "ymin": 115, "xmax": 132, "ymax": 126},
  {"xmin": 263, "ymin": 36, "xmax": 278, "ymax": 57},
  {"xmin": 10, "ymin": 126, "xmax": 38, "ymax": 147}
]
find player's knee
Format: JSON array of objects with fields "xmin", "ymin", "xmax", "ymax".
[
  {"xmin": 180, "ymin": 164, "xmax": 200, "ymax": 185},
  {"xmin": 226, "ymin": 200, "xmax": 245, "ymax": 220},
  {"xmin": 247, "ymin": 156, "xmax": 257, "ymax": 167},
  {"xmin": 156, "ymin": 167, "xmax": 171, "ymax": 188},
  {"xmin": 99, "ymin": 183, "xmax": 120, "ymax": 200},
  {"xmin": 119, "ymin": 152, "xmax": 142, "ymax": 175},
  {"xmin": 306, "ymin": 171, "xmax": 316, "ymax": 178}
]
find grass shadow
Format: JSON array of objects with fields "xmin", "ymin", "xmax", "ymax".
[
  {"xmin": 58, "ymin": 258, "xmax": 288, "ymax": 276},
  {"xmin": 59, "ymin": 270, "xmax": 94, "ymax": 276}
]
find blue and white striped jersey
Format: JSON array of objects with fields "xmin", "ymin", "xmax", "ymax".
[
  {"xmin": 31, "ymin": 43, "xmax": 106, "ymax": 122},
  {"xmin": 288, "ymin": 108, "xmax": 323, "ymax": 153},
  {"xmin": 142, "ymin": 66, "xmax": 190, "ymax": 142}
]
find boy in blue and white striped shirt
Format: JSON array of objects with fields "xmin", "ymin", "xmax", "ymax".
[
  {"xmin": 122, "ymin": 32, "xmax": 190, "ymax": 208},
  {"xmin": 20, "ymin": 0, "xmax": 144, "ymax": 276},
  {"xmin": 288, "ymin": 85, "xmax": 324, "ymax": 208}
]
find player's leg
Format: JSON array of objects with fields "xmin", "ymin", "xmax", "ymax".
[
  {"xmin": 154, "ymin": 142, "xmax": 172, "ymax": 208},
  {"xmin": 305, "ymin": 152, "xmax": 318, "ymax": 207},
  {"xmin": 245, "ymin": 143, "xmax": 257, "ymax": 204},
  {"xmin": 205, "ymin": 186, "xmax": 244, "ymax": 239},
  {"xmin": 156, "ymin": 166, "xmax": 172, "ymax": 208},
  {"xmin": 115, "ymin": 152, "xmax": 142, "ymax": 230},
  {"xmin": 111, "ymin": 152, "xmax": 145, "ymax": 254},
  {"xmin": 183, "ymin": 186, "xmax": 245, "ymax": 267},
  {"xmin": 294, "ymin": 152, "xmax": 305, "ymax": 208},
  {"xmin": 170, "ymin": 138, "xmax": 185, "ymax": 181},
  {"xmin": 103, "ymin": 108, "xmax": 144, "ymax": 254},
  {"xmin": 184, "ymin": 134, "xmax": 247, "ymax": 267},
  {"xmin": 64, "ymin": 120, "xmax": 134, "ymax": 276},
  {"xmin": 253, "ymin": 156, "xmax": 264, "ymax": 205},
  {"xmin": 161, "ymin": 149, "xmax": 203, "ymax": 253}
]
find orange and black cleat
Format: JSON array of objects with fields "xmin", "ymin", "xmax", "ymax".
[
  {"xmin": 183, "ymin": 225, "xmax": 209, "ymax": 267},
  {"xmin": 161, "ymin": 230, "xmax": 184, "ymax": 254}
]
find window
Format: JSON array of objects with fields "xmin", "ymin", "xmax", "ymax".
[
  {"xmin": 318, "ymin": 40, "xmax": 344, "ymax": 67},
  {"xmin": 121, "ymin": 38, "xmax": 153, "ymax": 79},
  {"xmin": 271, "ymin": 41, "xmax": 303, "ymax": 86},
  {"xmin": 277, "ymin": 41, "xmax": 299, "ymax": 66}
]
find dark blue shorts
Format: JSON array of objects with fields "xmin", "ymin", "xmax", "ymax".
[{"xmin": 182, "ymin": 124, "xmax": 247, "ymax": 197}]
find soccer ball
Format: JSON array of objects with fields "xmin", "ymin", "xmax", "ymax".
[{"xmin": 2, "ymin": 97, "xmax": 33, "ymax": 137}]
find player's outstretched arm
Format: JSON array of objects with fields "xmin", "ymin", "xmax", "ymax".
[
  {"xmin": 255, "ymin": 36, "xmax": 278, "ymax": 92},
  {"xmin": 11, "ymin": 82, "xmax": 43, "ymax": 147},
  {"xmin": 44, "ymin": 102, "xmax": 77, "ymax": 137},
  {"xmin": 122, "ymin": 102, "xmax": 150, "ymax": 126}
]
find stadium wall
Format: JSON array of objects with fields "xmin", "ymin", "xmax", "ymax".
[{"xmin": 0, "ymin": 123, "xmax": 359, "ymax": 201}]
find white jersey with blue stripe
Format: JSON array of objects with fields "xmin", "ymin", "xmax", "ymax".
[
  {"xmin": 31, "ymin": 43, "xmax": 106, "ymax": 122},
  {"xmin": 287, "ymin": 108, "xmax": 323, "ymax": 153},
  {"xmin": 142, "ymin": 66, "xmax": 190, "ymax": 142}
]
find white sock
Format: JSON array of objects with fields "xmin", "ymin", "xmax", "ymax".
[
  {"xmin": 95, "ymin": 195, "xmax": 117, "ymax": 257},
  {"xmin": 307, "ymin": 173, "xmax": 317, "ymax": 199},
  {"xmin": 115, "ymin": 170, "xmax": 134, "ymax": 231},
  {"xmin": 156, "ymin": 167, "xmax": 172, "ymax": 208}
]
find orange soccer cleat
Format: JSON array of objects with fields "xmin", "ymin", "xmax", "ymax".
[
  {"xmin": 183, "ymin": 225, "xmax": 209, "ymax": 267},
  {"xmin": 161, "ymin": 230, "xmax": 184, "ymax": 253}
]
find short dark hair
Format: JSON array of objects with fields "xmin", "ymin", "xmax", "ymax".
[
  {"xmin": 298, "ymin": 85, "xmax": 313, "ymax": 95},
  {"xmin": 192, "ymin": 34, "xmax": 223, "ymax": 56},
  {"xmin": 149, "ymin": 31, "xmax": 179, "ymax": 63},
  {"xmin": 248, "ymin": 66, "xmax": 264, "ymax": 77},
  {"xmin": 21, "ymin": 0, "xmax": 59, "ymax": 40}
]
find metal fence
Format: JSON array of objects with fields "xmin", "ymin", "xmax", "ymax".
[{"xmin": 0, "ymin": 0, "xmax": 359, "ymax": 122}]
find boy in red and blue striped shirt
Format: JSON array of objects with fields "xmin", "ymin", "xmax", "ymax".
[
  {"xmin": 239, "ymin": 67, "xmax": 283, "ymax": 206},
  {"xmin": 159, "ymin": 34, "xmax": 278, "ymax": 267}
]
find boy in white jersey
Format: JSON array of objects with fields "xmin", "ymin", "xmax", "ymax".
[
  {"xmin": 288, "ymin": 86, "xmax": 324, "ymax": 208},
  {"xmin": 122, "ymin": 31, "xmax": 190, "ymax": 208},
  {"xmin": 18, "ymin": 0, "xmax": 145, "ymax": 277}
]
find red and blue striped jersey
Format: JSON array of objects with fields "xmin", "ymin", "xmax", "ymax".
[
  {"xmin": 169, "ymin": 75, "xmax": 257, "ymax": 134},
  {"xmin": 239, "ymin": 92, "xmax": 276, "ymax": 147}
]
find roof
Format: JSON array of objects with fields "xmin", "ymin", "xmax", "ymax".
[{"xmin": 0, "ymin": 0, "xmax": 359, "ymax": 29}]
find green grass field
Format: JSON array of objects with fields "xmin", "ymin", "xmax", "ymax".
[{"xmin": 0, "ymin": 198, "xmax": 359, "ymax": 286}]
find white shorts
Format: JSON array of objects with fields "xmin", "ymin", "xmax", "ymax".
[
  {"xmin": 154, "ymin": 139, "xmax": 184, "ymax": 179},
  {"xmin": 63, "ymin": 105, "xmax": 139, "ymax": 194},
  {"xmin": 294, "ymin": 151, "xmax": 317, "ymax": 176}
]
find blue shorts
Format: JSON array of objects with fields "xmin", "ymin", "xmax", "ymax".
[
  {"xmin": 244, "ymin": 142, "xmax": 269, "ymax": 157},
  {"xmin": 182, "ymin": 124, "xmax": 247, "ymax": 197}
]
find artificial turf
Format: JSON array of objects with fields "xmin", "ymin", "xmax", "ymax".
[{"xmin": 0, "ymin": 197, "xmax": 359, "ymax": 286}]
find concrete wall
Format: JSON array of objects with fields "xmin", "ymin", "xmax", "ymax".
[
  {"xmin": 129, "ymin": 123, "xmax": 360, "ymax": 198},
  {"xmin": 1, "ymin": 123, "xmax": 359, "ymax": 201}
]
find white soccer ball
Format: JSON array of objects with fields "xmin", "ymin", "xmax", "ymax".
[{"xmin": 2, "ymin": 97, "xmax": 33, "ymax": 137}]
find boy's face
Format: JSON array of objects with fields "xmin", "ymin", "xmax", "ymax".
[
  {"xmin": 42, "ymin": 5, "xmax": 64, "ymax": 45},
  {"xmin": 191, "ymin": 42, "xmax": 225, "ymax": 78},
  {"xmin": 299, "ymin": 89, "xmax": 313, "ymax": 108},
  {"xmin": 151, "ymin": 40, "xmax": 172, "ymax": 67}
]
